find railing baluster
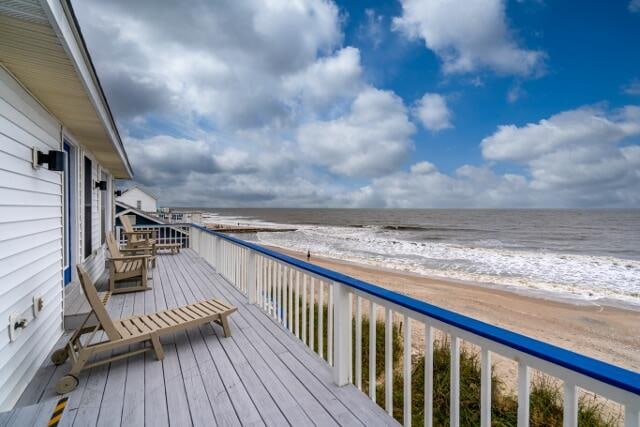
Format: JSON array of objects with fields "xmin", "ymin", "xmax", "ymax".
[
  {"xmin": 288, "ymin": 268, "xmax": 294, "ymax": 333},
  {"xmin": 369, "ymin": 301, "xmax": 377, "ymax": 403},
  {"xmin": 424, "ymin": 325, "xmax": 433, "ymax": 427},
  {"xmin": 451, "ymin": 336, "xmax": 460, "ymax": 427},
  {"xmin": 263, "ymin": 257, "xmax": 268, "ymax": 309},
  {"xmin": 295, "ymin": 270, "xmax": 300, "ymax": 338},
  {"xmin": 355, "ymin": 295, "xmax": 362, "ymax": 390},
  {"xmin": 318, "ymin": 281, "xmax": 324, "ymax": 359},
  {"xmin": 403, "ymin": 315, "xmax": 411, "ymax": 427},
  {"xmin": 563, "ymin": 382, "xmax": 577, "ymax": 427},
  {"xmin": 328, "ymin": 283, "xmax": 334, "ymax": 366},
  {"xmin": 481, "ymin": 348, "xmax": 492, "ymax": 427},
  {"xmin": 270, "ymin": 259, "xmax": 275, "ymax": 317},
  {"xmin": 517, "ymin": 363, "xmax": 530, "ymax": 427},
  {"xmin": 309, "ymin": 278, "xmax": 315, "ymax": 352},
  {"xmin": 278, "ymin": 263, "xmax": 284, "ymax": 324},
  {"xmin": 283, "ymin": 266, "xmax": 289, "ymax": 327},
  {"xmin": 302, "ymin": 274, "xmax": 307, "ymax": 345},
  {"xmin": 266, "ymin": 259, "xmax": 271, "ymax": 314},
  {"xmin": 385, "ymin": 307, "xmax": 393, "ymax": 415},
  {"xmin": 272, "ymin": 261, "xmax": 278, "ymax": 319},
  {"xmin": 347, "ymin": 292, "xmax": 352, "ymax": 381},
  {"xmin": 256, "ymin": 256, "xmax": 261, "ymax": 305}
]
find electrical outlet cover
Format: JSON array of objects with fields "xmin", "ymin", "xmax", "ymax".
[
  {"xmin": 33, "ymin": 295, "xmax": 44, "ymax": 317},
  {"xmin": 8, "ymin": 313, "xmax": 21, "ymax": 342}
]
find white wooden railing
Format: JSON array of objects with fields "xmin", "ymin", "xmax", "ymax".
[
  {"xmin": 189, "ymin": 225, "xmax": 640, "ymax": 427},
  {"xmin": 115, "ymin": 223, "xmax": 190, "ymax": 248}
]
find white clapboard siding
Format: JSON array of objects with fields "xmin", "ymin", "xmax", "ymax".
[{"xmin": 0, "ymin": 67, "xmax": 64, "ymax": 411}]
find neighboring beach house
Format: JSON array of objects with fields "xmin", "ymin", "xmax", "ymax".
[
  {"xmin": 0, "ymin": 1, "xmax": 638, "ymax": 425},
  {"xmin": 0, "ymin": 0, "xmax": 132, "ymax": 410},
  {"xmin": 116, "ymin": 185, "xmax": 158, "ymax": 213}
]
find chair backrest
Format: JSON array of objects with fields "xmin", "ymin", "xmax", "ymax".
[
  {"xmin": 106, "ymin": 232, "xmax": 124, "ymax": 271},
  {"xmin": 119, "ymin": 214, "xmax": 134, "ymax": 232},
  {"xmin": 76, "ymin": 264, "xmax": 122, "ymax": 341},
  {"xmin": 120, "ymin": 215, "xmax": 144, "ymax": 244}
]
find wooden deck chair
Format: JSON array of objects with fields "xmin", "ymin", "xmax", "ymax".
[
  {"xmin": 51, "ymin": 265, "xmax": 237, "ymax": 394},
  {"xmin": 120, "ymin": 214, "xmax": 156, "ymax": 247},
  {"xmin": 106, "ymin": 232, "xmax": 152, "ymax": 294},
  {"xmin": 120, "ymin": 215, "xmax": 158, "ymax": 266}
]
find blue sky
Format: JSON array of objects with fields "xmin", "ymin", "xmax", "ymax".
[
  {"xmin": 73, "ymin": 0, "xmax": 640, "ymax": 207},
  {"xmin": 342, "ymin": 0, "xmax": 640, "ymax": 174}
]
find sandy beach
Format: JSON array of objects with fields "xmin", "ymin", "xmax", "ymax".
[{"xmin": 264, "ymin": 245, "xmax": 640, "ymax": 377}]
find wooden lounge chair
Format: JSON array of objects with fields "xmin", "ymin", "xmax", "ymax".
[
  {"xmin": 51, "ymin": 265, "xmax": 237, "ymax": 394},
  {"xmin": 106, "ymin": 232, "xmax": 152, "ymax": 294}
]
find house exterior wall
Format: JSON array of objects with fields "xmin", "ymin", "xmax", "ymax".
[
  {"xmin": 117, "ymin": 188, "xmax": 157, "ymax": 212},
  {"xmin": 0, "ymin": 67, "xmax": 113, "ymax": 410}
]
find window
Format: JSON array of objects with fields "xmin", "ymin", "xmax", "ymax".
[
  {"xmin": 136, "ymin": 200, "xmax": 142, "ymax": 210},
  {"xmin": 84, "ymin": 156, "xmax": 92, "ymax": 259}
]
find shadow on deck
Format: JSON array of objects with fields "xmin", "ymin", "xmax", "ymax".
[{"xmin": 9, "ymin": 249, "xmax": 398, "ymax": 426}]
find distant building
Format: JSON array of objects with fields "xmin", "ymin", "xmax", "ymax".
[{"xmin": 116, "ymin": 185, "xmax": 158, "ymax": 212}]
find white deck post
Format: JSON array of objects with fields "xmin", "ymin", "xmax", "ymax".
[
  {"xmin": 332, "ymin": 281, "xmax": 350, "ymax": 386},
  {"xmin": 247, "ymin": 250, "xmax": 256, "ymax": 304},
  {"xmin": 517, "ymin": 363, "xmax": 530, "ymax": 427},
  {"xmin": 562, "ymin": 382, "xmax": 577, "ymax": 427}
]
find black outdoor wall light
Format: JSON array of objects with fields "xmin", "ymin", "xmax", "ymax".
[
  {"xmin": 95, "ymin": 180, "xmax": 108, "ymax": 191},
  {"xmin": 32, "ymin": 148, "xmax": 65, "ymax": 171},
  {"xmin": 114, "ymin": 190, "xmax": 122, "ymax": 197}
]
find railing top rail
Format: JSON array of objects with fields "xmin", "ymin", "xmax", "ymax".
[{"xmin": 191, "ymin": 223, "xmax": 640, "ymax": 396}]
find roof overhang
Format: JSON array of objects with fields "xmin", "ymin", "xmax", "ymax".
[{"xmin": 0, "ymin": 0, "xmax": 133, "ymax": 178}]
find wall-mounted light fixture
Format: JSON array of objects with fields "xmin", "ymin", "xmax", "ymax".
[
  {"xmin": 32, "ymin": 148, "xmax": 65, "ymax": 171},
  {"xmin": 95, "ymin": 180, "xmax": 108, "ymax": 191},
  {"xmin": 114, "ymin": 190, "xmax": 122, "ymax": 197}
]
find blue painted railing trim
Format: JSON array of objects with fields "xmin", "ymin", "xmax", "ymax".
[{"xmin": 191, "ymin": 224, "xmax": 640, "ymax": 397}]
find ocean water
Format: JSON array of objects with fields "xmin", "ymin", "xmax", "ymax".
[{"xmin": 198, "ymin": 209, "xmax": 640, "ymax": 307}]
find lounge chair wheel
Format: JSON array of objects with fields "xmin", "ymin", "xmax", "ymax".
[
  {"xmin": 51, "ymin": 348, "xmax": 68, "ymax": 365},
  {"xmin": 56, "ymin": 375, "xmax": 78, "ymax": 394}
]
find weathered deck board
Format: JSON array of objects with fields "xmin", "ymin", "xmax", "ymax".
[
  {"xmin": 11, "ymin": 250, "xmax": 399, "ymax": 427},
  {"xmin": 165, "ymin": 255, "xmax": 308, "ymax": 426},
  {"xmin": 182, "ymin": 251, "xmax": 394, "ymax": 426}
]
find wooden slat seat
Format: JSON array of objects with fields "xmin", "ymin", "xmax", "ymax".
[
  {"xmin": 106, "ymin": 232, "xmax": 151, "ymax": 294},
  {"xmin": 51, "ymin": 265, "xmax": 237, "ymax": 395}
]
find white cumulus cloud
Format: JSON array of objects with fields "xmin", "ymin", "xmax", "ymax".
[
  {"xmin": 298, "ymin": 87, "xmax": 416, "ymax": 177},
  {"xmin": 392, "ymin": 0, "xmax": 546, "ymax": 76},
  {"xmin": 481, "ymin": 105, "xmax": 640, "ymax": 203},
  {"xmin": 414, "ymin": 93, "xmax": 453, "ymax": 131},
  {"xmin": 73, "ymin": 0, "xmax": 346, "ymax": 128}
]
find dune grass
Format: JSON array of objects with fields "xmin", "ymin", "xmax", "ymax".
[{"xmin": 289, "ymin": 297, "xmax": 617, "ymax": 426}]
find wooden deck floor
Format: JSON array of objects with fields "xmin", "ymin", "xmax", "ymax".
[{"xmin": 11, "ymin": 250, "xmax": 398, "ymax": 426}]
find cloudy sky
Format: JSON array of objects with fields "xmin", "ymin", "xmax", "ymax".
[{"xmin": 72, "ymin": 0, "xmax": 640, "ymax": 208}]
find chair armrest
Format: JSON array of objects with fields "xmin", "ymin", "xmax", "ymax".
[
  {"xmin": 108, "ymin": 255, "xmax": 151, "ymax": 261},
  {"xmin": 120, "ymin": 247, "xmax": 153, "ymax": 254}
]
